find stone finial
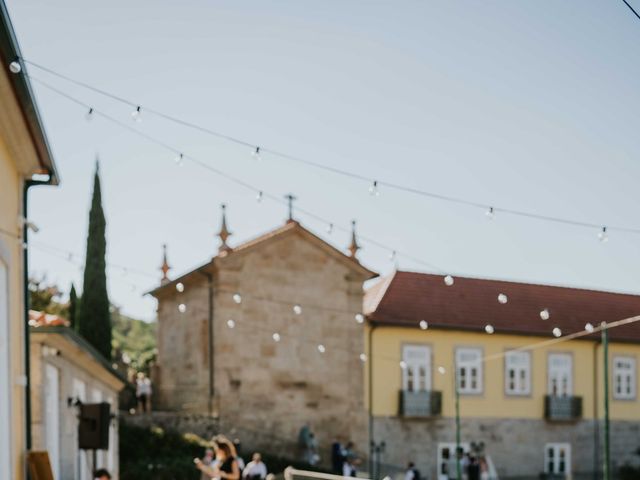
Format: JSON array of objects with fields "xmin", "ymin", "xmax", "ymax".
[
  {"xmin": 284, "ymin": 193, "xmax": 297, "ymax": 224},
  {"xmin": 160, "ymin": 244, "xmax": 171, "ymax": 284},
  {"xmin": 218, "ymin": 204, "xmax": 232, "ymax": 253},
  {"xmin": 348, "ymin": 220, "xmax": 361, "ymax": 259}
]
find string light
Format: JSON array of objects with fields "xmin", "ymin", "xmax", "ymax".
[
  {"xmin": 598, "ymin": 226, "xmax": 608, "ymax": 243},
  {"xmin": 552, "ymin": 327, "xmax": 562, "ymax": 338},
  {"xmin": 326, "ymin": 223, "xmax": 333, "ymax": 234},
  {"xmin": 227, "ymin": 319, "xmax": 236, "ymax": 329},
  {"xmin": 399, "ymin": 361, "xmax": 407, "ymax": 370},
  {"xmin": 317, "ymin": 344, "xmax": 326, "ymax": 353},
  {"xmin": 498, "ymin": 293, "xmax": 508, "ymax": 304},
  {"xmin": 85, "ymin": 107, "xmax": 94, "ymax": 121},
  {"xmin": 485, "ymin": 207, "xmax": 495, "ymax": 220},
  {"xmin": 272, "ymin": 332, "xmax": 281, "ymax": 342},
  {"xmin": 444, "ymin": 275, "xmax": 454, "ymax": 286},
  {"xmin": 355, "ymin": 313, "xmax": 365, "ymax": 324},
  {"xmin": 293, "ymin": 304, "xmax": 302, "ymax": 315},
  {"xmin": 437, "ymin": 366, "xmax": 446, "ymax": 375},
  {"xmin": 389, "ymin": 250, "xmax": 397, "ymax": 262},
  {"xmin": 177, "ymin": 303, "xmax": 186, "ymax": 313},
  {"xmin": 419, "ymin": 320, "xmax": 428, "ymax": 330},
  {"xmin": 485, "ymin": 324, "xmax": 495, "ymax": 334},
  {"xmin": 539, "ymin": 308, "xmax": 550, "ymax": 320},
  {"xmin": 369, "ymin": 180, "xmax": 379, "ymax": 196},
  {"xmin": 174, "ymin": 153, "xmax": 184, "ymax": 166},
  {"xmin": 233, "ymin": 293, "xmax": 242, "ymax": 304},
  {"xmin": 256, "ymin": 191, "xmax": 263, "ymax": 203},
  {"xmin": 359, "ymin": 353, "xmax": 367, "ymax": 362},
  {"xmin": 176, "ymin": 282, "xmax": 184, "ymax": 293},
  {"xmin": 131, "ymin": 106, "xmax": 142, "ymax": 122},
  {"xmin": 585, "ymin": 323, "xmax": 594, "ymax": 333},
  {"xmin": 252, "ymin": 147, "xmax": 261, "ymax": 161},
  {"xmin": 9, "ymin": 60, "xmax": 21, "ymax": 74}
]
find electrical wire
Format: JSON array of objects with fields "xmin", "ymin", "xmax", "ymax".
[
  {"xmin": 22, "ymin": 59, "xmax": 640, "ymax": 236},
  {"xmin": 621, "ymin": 0, "xmax": 640, "ymax": 21}
]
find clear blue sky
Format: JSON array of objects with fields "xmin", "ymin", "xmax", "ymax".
[{"xmin": 8, "ymin": 0, "xmax": 640, "ymax": 320}]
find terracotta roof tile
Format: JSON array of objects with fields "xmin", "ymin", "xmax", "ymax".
[
  {"xmin": 28, "ymin": 310, "xmax": 69, "ymax": 327},
  {"xmin": 365, "ymin": 271, "xmax": 640, "ymax": 342}
]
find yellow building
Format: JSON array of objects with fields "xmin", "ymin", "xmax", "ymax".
[
  {"xmin": 365, "ymin": 271, "xmax": 640, "ymax": 480},
  {"xmin": 0, "ymin": 2, "xmax": 59, "ymax": 479}
]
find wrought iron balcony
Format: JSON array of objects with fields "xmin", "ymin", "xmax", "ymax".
[
  {"xmin": 399, "ymin": 390, "xmax": 442, "ymax": 417},
  {"xmin": 544, "ymin": 395, "xmax": 582, "ymax": 421}
]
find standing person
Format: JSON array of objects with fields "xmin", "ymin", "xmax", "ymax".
[
  {"xmin": 405, "ymin": 462, "xmax": 420, "ymax": 480},
  {"xmin": 196, "ymin": 439, "xmax": 240, "ymax": 480},
  {"xmin": 466, "ymin": 456, "xmax": 480, "ymax": 480},
  {"xmin": 200, "ymin": 449, "xmax": 215, "ymax": 480},
  {"xmin": 331, "ymin": 437, "xmax": 345, "ymax": 474},
  {"xmin": 343, "ymin": 442, "xmax": 359, "ymax": 478},
  {"xmin": 233, "ymin": 439, "xmax": 246, "ymax": 470},
  {"xmin": 93, "ymin": 469, "xmax": 111, "ymax": 480},
  {"xmin": 242, "ymin": 453, "xmax": 267, "ymax": 480},
  {"xmin": 135, "ymin": 372, "xmax": 152, "ymax": 413}
]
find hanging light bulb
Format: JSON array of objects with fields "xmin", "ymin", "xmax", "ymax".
[
  {"xmin": 174, "ymin": 153, "xmax": 184, "ymax": 166},
  {"xmin": 485, "ymin": 324, "xmax": 495, "ymax": 334},
  {"xmin": 131, "ymin": 106, "xmax": 142, "ymax": 122},
  {"xmin": 498, "ymin": 293, "xmax": 508, "ymax": 304},
  {"xmin": 485, "ymin": 207, "xmax": 495, "ymax": 220},
  {"xmin": 444, "ymin": 275, "xmax": 454, "ymax": 286},
  {"xmin": 389, "ymin": 250, "xmax": 397, "ymax": 262},
  {"xmin": 317, "ymin": 344, "xmax": 326, "ymax": 353},
  {"xmin": 355, "ymin": 313, "xmax": 365, "ymax": 324},
  {"xmin": 437, "ymin": 366, "xmax": 446, "ymax": 375},
  {"xmin": 598, "ymin": 226, "xmax": 608, "ymax": 243},
  {"xmin": 256, "ymin": 191, "xmax": 263, "ymax": 203},
  {"xmin": 359, "ymin": 353, "xmax": 367, "ymax": 362},
  {"xmin": 233, "ymin": 293, "xmax": 242, "ymax": 304},
  {"xmin": 369, "ymin": 180, "xmax": 380, "ymax": 196},
  {"xmin": 540, "ymin": 308, "xmax": 550, "ymax": 320},
  {"xmin": 585, "ymin": 323, "xmax": 594, "ymax": 333},
  {"xmin": 252, "ymin": 146, "xmax": 261, "ymax": 161},
  {"xmin": 176, "ymin": 282, "xmax": 185, "ymax": 293},
  {"xmin": 293, "ymin": 304, "xmax": 302, "ymax": 315},
  {"xmin": 9, "ymin": 60, "xmax": 21, "ymax": 74},
  {"xmin": 178, "ymin": 303, "xmax": 187, "ymax": 313},
  {"xmin": 227, "ymin": 319, "xmax": 236, "ymax": 329},
  {"xmin": 552, "ymin": 327, "xmax": 562, "ymax": 338},
  {"xmin": 399, "ymin": 361, "xmax": 408, "ymax": 370},
  {"xmin": 326, "ymin": 223, "xmax": 334, "ymax": 234},
  {"xmin": 419, "ymin": 320, "xmax": 428, "ymax": 330},
  {"xmin": 272, "ymin": 332, "xmax": 281, "ymax": 342},
  {"xmin": 85, "ymin": 107, "xmax": 94, "ymax": 122}
]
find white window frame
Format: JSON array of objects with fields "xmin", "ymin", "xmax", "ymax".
[
  {"xmin": 544, "ymin": 443, "xmax": 571, "ymax": 476},
  {"xmin": 613, "ymin": 356, "xmax": 636, "ymax": 400},
  {"xmin": 45, "ymin": 364, "xmax": 61, "ymax": 480},
  {"xmin": 547, "ymin": 353, "xmax": 573, "ymax": 397},
  {"xmin": 504, "ymin": 350, "xmax": 531, "ymax": 396},
  {"xmin": 402, "ymin": 344, "xmax": 432, "ymax": 392},
  {"xmin": 455, "ymin": 347, "xmax": 483, "ymax": 395},
  {"xmin": 0, "ymin": 258, "xmax": 12, "ymax": 480}
]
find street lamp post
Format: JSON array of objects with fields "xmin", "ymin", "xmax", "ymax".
[
  {"xmin": 602, "ymin": 323, "xmax": 610, "ymax": 480},
  {"xmin": 454, "ymin": 364, "xmax": 461, "ymax": 480}
]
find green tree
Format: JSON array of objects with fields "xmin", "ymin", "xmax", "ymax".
[
  {"xmin": 68, "ymin": 283, "xmax": 79, "ymax": 330},
  {"xmin": 28, "ymin": 276, "xmax": 67, "ymax": 316},
  {"xmin": 77, "ymin": 163, "xmax": 112, "ymax": 359}
]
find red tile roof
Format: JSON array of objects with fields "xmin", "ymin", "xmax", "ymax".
[
  {"xmin": 365, "ymin": 271, "xmax": 640, "ymax": 342},
  {"xmin": 28, "ymin": 310, "xmax": 69, "ymax": 327}
]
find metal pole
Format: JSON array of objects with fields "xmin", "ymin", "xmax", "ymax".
[
  {"xmin": 602, "ymin": 324, "xmax": 610, "ymax": 480},
  {"xmin": 454, "ymin": 363, "xmax": 461, "ymax": 480},
  {"xmin": 368, "ymin": 325, "xmax": 376, "ymax": 479}
]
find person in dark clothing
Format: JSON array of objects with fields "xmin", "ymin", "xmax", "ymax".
[
  {"xmin": 331, "ymin": 438, "xmax": 345, "ymax": 474},
  {"xmin": 467, "ymin": 455, "xmax": 480, "ymax": 480},
  {"xmin": 196, "ymin": 438, "xmax": 240, "ymax": 480}
]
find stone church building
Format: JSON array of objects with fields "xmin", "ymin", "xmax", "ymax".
[{"xmin": 148, "ymin": 205, "xmax": 376, "ymax": 458}]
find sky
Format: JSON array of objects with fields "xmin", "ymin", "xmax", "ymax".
[{"xmin": 6, "ymin": 0, "xmax": 640, "ymax": 321}]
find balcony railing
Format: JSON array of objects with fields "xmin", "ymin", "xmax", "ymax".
[
  {"xmin": 399, "ymin": 390, "xmax": 442, "ymax": 417},
  {"xmin": 544, "ymin": 395, "xmax": 582, "ymax": 421}
]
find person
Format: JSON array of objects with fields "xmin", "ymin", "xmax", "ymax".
[
  {"xmin": 467, "ymin": 456, "xmax": 480, "ymax": 480},
  {"xmin": 93, "ymin": 469, "xmax": 111, "ymax": 480},
  {"xmin": 135, "ymin": 372, "xmax": 152, "ymax": 413},
  {"xmin": 405, "ymin": 462, "xmax": 420, "ymax": 480},
  {"xmin": 233, "ymin": 438, "xmax": 246, "ymax": 470},
  {"xmin": 342, "ymin": 442, "xmax": 359, "ymax": 478},
  {"xmin": 331, "ymin": 437, "xmax": 345, "ymax": 474},
  {"xmin": 196, "ymin": 437, "xmax": 240, "ymax": 480},
  {"xmin": 200, "ymin": 448, "xmax": 216, "ymax": 480},
  {"xmin": 242, "ymin": 453, "xmax": 267, "ymax": 480}
]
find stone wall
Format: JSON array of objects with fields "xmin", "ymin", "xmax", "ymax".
[
  {"xmin": 153, "ymin": 226, "xmax": 371, "ymax": 466},
  {"xmin": 373, "ymin": 416, "xmax": 640, "ymax": 480}
]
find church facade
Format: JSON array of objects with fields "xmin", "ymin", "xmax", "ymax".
[{"xmin": 148, "ymin": 206, "xmax": 376, "ymax": 459}]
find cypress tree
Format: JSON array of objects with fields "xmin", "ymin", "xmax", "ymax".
[
  {"xmin": 68, "ymin": 283, "xmax": 78, "ymax": 330},
  {"xmin": 77, "ymin": 163, "xmax": 112, "ymax": 359}
]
